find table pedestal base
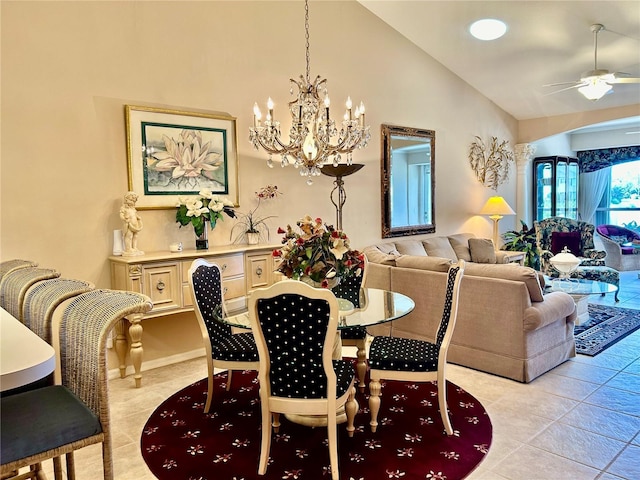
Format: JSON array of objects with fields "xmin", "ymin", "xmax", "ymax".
[{"xmin": 570, "ymin": 294, "xmax": 589, "ymax": 326}]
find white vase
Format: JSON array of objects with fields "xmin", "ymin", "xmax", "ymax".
[
  {"xmin": 112, "ymin": 230, "xmax": 124, "ymax": 256},
  {"xmin": 246, "ymin": 232, "xmax": 260, "ymax": 245}
]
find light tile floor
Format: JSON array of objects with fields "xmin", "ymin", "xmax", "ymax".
[{"xmin": 38, "ymin": 272, "xmax": 640, "ymax": 479}]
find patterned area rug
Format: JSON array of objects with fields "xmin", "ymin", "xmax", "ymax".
[
  {"xmin": 141, "ymin": 367, "xmax": 492, "ymax": 480},
  {"xmin": 575, "ymin": 304, "xmax": 640, "ymax": 356}
]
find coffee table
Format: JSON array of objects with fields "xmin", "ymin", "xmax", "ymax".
[{"xmin": 543, "ymin": 277, "xmax": 618, "ymax": 326}]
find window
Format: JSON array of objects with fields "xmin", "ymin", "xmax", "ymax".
[{"xmin": 595, "ymin": 160, "xmax": 640, "ymax": 233}]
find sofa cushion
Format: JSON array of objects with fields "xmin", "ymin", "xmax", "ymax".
[
  {"xmin": 363, "ymin": 246, "xmax": 399, "ymax": 266},
  {"xmin": 395, "ymin": 240, "xmax": 428, "ymax": 256},
  {"xmin": 395, "ymin": 255, "xmax": 452, "ymax": 272},
  {"xmin": 422, "ymin": 237, "xmax": 457, "ymax": 260},
  {"xmin": 464, "ymin": 263, "xmax": 545, "ymax": 302},
  {"xmin": 469, "ymin": 238, "xmax": 497, "ymax": 263},
  {"xmin": 551, "ymin": 231, "xmax": 581, "ymax": 255},
  {"xmin": 447, "ymin": 233, "xmax": 475, "ymax": 262}
]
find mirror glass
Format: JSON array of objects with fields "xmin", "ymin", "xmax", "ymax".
[{"xmin": 381, "ymin": 124, "xmax": 435, "ymax": 238}]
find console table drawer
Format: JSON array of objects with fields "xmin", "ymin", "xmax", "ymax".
[
  {"xmin": 222, "ymin": 277, "xmax": 245, "ymax": 299},
  {"xmin": 180, "ymin": 253, "xmax": 243, "ymax": 282},
  {"xmin": 144, "ymin": 263, "xmax": 181, "ymax": 311}
]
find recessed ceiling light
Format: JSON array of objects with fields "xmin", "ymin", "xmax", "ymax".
[{"xmin": 469, "ymin": 18, "xmax": 507, "ymax": 41}]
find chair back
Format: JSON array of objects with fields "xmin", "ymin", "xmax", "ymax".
[
  {"xmin": 23, "ymin": 278, "xmax": 94, "ymax": 343},
  {"xmin": 0, "ymin": 259, "xmax": 38, "ymax": 284},
  {"xmin": 0, "ymin": 267, "xmax": 60, "ymax": 321},
  {"xmin": 53, "ymin": 289, "xmax": 152, "ymax": 417},
  {"xmin": 188, "ymin": 259, "xmax": 234, "ymax": 349},
  {"xmin": 332, "ymin": 256, "xmax": 368, "ymax": 308},
  {"xmin": 249, "ymin": 280, "xmax": 339, "ymax": 400},
  {"xmin": 534, "ymin": 216, "xmax": 596, "ymax": 255},
  {"xmin": 434, "ymin": 260, "xmax": 465, "ymax": 349}
]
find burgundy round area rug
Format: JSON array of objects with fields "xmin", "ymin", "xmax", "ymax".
[{"xmin": 141, "ymin": 368, "xmax": 492, "ymax": 480}]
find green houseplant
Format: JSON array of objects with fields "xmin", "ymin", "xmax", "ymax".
[
  {"xmin": 231, "ymin": 185, "xmax": 280, "ymax": 245},
  {"xmin": 502, "ymin": 220, "xmax": 540, "ymax": 270}
]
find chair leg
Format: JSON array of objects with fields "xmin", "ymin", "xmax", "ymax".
[
  {"xmin": 272, "ymin": 412, "xmax": 281, "ymax": 433},
  {"xmin": 258, "ymin": 404, "xmax": 272, "ymax": 475},
  {"xmin": 204, "ymin": 375, "xmax": 214, "ymax": 414},
  {"xmin": 345, "ymin": 386, "xmax": 357, "ymax": 437},
  {"xmin": 226, "ymin": 369, "xmax": 233, "ymax": 391},
  {"xmin": 368, "ymin": 378, "xmax": 381, "ymax": 432},
  {"xmin": 355, "ymin": 340, "xmax": 367, "ymax": 392},
  {"xmin": 65, "ymin": 452, "xmax": 75, "ymax": 480},
  {"xmin": 53, "ymin": 457, "xmax": 63, "ymax": 480},
  {"xmin": 437, "ymin": 376, "xmax": 453, "ymax": 436},
  {"xmin": 327, "ymin": 409, "xmax": 339, "ymax": 480}
]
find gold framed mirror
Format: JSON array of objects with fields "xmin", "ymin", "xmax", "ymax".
[{"xmin": 381, "ymin": 124, "xmax": 436, "ymax": 238}]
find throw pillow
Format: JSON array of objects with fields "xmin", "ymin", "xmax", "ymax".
[
  {"xmin": 394, "ymin": 240, "xmax": 428, "ymax": 256},
  {"xmin": 611, "ymin": 235, "xmax": 629, "ymax": 245},
  {"xmin": 395, "ymin": 255, "xmax": 452, "ymax": 272},
  {"xmin": 363, "ymin": 246, "xmax": 399, "ymax": 266},
  {"xmin": 468, "ymin": 238, "xmax": 497, "ymax": 263},
  {"xmin": 550, "ymin": 231, "xmax": 581, "ymax": 255},
  {"xmin": 447, "ymin": 233, "xmax": 475, "ymax": 262},
  {"xmin": 421, "ymin": 237, "xmax": 458, "ymax": 260}
]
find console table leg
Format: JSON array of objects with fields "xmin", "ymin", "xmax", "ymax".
[
  {"xmin": 115, "ymin": 319, "xmax": 128, "ymax": 379},
  {"xmin": 128, "ymin": 315, "xmax": 144, "ymax": 388}
]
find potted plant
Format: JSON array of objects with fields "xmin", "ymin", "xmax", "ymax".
[
  {"xmin": 231, "ymin": 185, "xmax": 281, "ymax": 245},
  {"xmin": 502, "ymin": 220, "xmax": 540, "ymax": 270}
]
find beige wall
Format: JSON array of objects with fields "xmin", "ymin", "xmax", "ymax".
[{"xmin": 0, "ymin": 0, "xmax": 534, "ymax": 369}]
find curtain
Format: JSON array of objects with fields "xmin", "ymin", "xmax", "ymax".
[{"xmin": 578, "ymin": 167, "xmax": 610, "ymax": 224}]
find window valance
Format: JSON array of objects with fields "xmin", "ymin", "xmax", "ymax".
[{"xmin": 577, "ymin": 145, "xmax": 640, "ymax": 173}]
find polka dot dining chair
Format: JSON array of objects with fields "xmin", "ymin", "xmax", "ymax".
[
  {"xmin": 248, "ymin": 280, "xmax": 358, "ymax": 480},
  {"xmin": 368, "ymin": 260, "xmax": 466, "ymax": 436},
  {"xmin": 331, "ymin": 256, "xmax": 369, "ymax": 391},
  {"xmin": 188, "ymin": 259, "xmax": 259, "ymax": 413}
]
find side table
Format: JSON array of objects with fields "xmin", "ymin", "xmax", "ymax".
[{"xmin": 502, "ymin": 251, "xmax": 525, "ymax": 265}]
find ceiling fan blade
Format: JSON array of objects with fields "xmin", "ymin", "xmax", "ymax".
[
  {"xmin": 543, "ymin": 81, "xmax": 582, "ymax": 88},
  {"xmin": 609, "ymin": 77, "xmax": 640, "ymax": 84},
  {"xmin": 544, "ymin": 84, "xmax": 584, "ymax": 96}
]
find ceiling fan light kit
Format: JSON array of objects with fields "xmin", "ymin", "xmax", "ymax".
[{"xmin": 545, "ymin": 23, "xmax": 640, "ymax": 101}]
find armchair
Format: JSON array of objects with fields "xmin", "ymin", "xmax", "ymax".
[
  {"xmin": 534, "ymin": 217, "xmax": 619, "ymax": 300},
  {"xmin": 596, "ymin": 225, "xmax": 640, "ymax": 272}
]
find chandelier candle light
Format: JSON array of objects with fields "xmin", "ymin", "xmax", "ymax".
[{"xmin": 249, "ymin": 0, "xmax": 370, "ymax": 185}]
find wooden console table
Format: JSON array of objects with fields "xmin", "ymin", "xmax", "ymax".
[{"xmin": 109, "ymin": 244, "xmax": 277, "ymax": 387}]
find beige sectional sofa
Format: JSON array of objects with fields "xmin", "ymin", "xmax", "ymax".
[{"xmin": 363, "ymin": 233, "xmax": 577, "ymax": 383}]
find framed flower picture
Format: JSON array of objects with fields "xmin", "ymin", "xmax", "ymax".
[{"xmin": 125, "ymin": 105, "xmax": 239, "ymax": 210}]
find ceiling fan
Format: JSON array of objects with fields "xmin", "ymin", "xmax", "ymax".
[{"xmin": 545, "ymin": 23, "xmax": 640, "ymax": 100}]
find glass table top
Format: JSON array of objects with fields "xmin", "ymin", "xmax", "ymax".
[
  {"xmin": 543, "ymin": 276, "xmax": 618, "ymax": 296},
  {"xmin": 214, "ymin": 288, "xmax": 415, "ymax": 330}
]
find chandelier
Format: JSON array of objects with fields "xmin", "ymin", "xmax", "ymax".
[{"xmin": 249, "ymin": 0, "xmax": 370, "ymax": 185}]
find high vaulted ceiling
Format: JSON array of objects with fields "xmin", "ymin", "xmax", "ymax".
[{"xmin": 358, "ymin": 1, "xmax": 640, "ymax": 124}]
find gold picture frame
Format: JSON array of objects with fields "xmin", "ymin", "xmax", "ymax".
[{"xmin": 125, "ymin": 105, "xmax": 239, "ymax": 210}]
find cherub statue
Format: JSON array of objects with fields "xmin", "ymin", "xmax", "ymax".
[{"xmin": 120, "ymin": 191, "xmax": 144, "ymax": 256}]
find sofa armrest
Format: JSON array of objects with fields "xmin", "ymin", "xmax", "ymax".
[
  {"xmin": 363, "ymin": 262, "xmax": 392, "ymax": 290},
  {"xmin": 523, "ymin": 291, "xmax": 577, "ymax": 331}
]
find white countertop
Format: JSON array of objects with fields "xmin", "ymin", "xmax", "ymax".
[{"xmin": 1, "ymin": 307, "xmax": 55, "ymax": 391}]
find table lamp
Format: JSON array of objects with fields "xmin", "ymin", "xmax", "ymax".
[{"xmin": 480, "ymin": 196, "xmax": 515, "ymax": 249}]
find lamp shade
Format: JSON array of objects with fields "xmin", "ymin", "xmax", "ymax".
[{"xmin": 479, "ymin": 196, "xmax": 515, "ymax": 216}]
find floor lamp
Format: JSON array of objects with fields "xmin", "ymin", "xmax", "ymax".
[
  {"xmin": 321, "ymin": 164, "xmax": 364, "ymax": 230},
  {"xmin": 480, "ymin": 196, "xmax": 515, "ymax": 249}
]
